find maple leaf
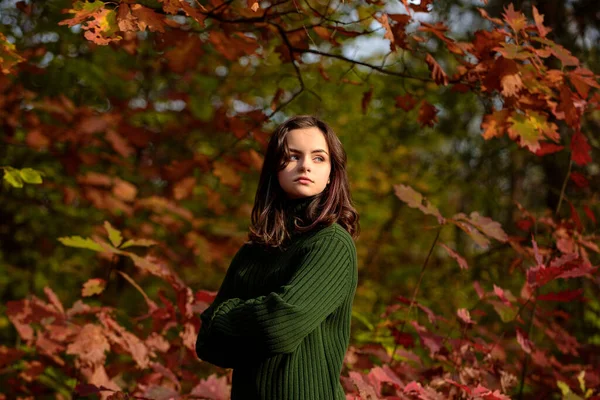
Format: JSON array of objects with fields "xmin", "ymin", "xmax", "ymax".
[
  {"xmin": 502, "ymin": 3, "xmax": 526, "ymax": 33},
  {"xmin": 425, "ymin": 54, "xmax": 448, "ymax": 86},
  {"xmin": 58, "ymin": 0, "xmax": 104, "ymax": 27},
  {"xmin": 532, "ymin": 6, "xmax": 551, "ymax": 37},
  {"xmin": 395, "ymin": 93, "xmax": 418, "ymax": 111},
  {"xmin": 417, "ymin": 101, "xmax": 438, "ymax": 127},
  {"xmin": 508, "ymin": 113, "xmax": 542, "ymax": 152},
  {"xmin": 571, "ymin": 131, "xmax": 592, "ymax": 166},
  {"xmin": 569, "ymin": 68, "xmax": 600, "ymax": 99},
  {"xmin": 482, "ymin": 109, "xmax": 510, "ymax": 140},
  {"xmin": 535, "ymin": 142, "xmax": 564, "ymax": 156}
]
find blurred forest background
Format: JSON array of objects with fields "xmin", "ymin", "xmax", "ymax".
[{"xmin": 1, "ymin": 0, "xmax": 599, "ymax": 398}]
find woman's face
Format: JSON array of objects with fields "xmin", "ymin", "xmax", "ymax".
[{"xmin": 277, "ymin": 127, "xmax": 331, "ymax": 199}]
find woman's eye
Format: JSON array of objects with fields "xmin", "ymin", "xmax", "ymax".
[
  {"xmin": 289, "ymin": 155, "xmax": 299, "ymax": 161},
  {"xmin": 314, "ymin": 156, "xmax": 325, "ymax": 162}
]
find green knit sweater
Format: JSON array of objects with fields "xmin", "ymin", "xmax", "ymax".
[{"xmin": 195, "ymin": 196, "xmax": 358, "ymax": 400}]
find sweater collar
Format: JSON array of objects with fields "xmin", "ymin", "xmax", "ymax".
[{"xmin": 284, "ymin": 194, "xmax": 319, "ymax": 233}]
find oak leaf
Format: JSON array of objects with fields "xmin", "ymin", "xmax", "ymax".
[{"xmin": 425, "ymin": 53, "xmax": 448, "ymax": 86}]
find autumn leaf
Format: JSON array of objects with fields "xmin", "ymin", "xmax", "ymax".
[
  {"xmin": 59, "ymin": 0, "xmax": 104, "ymax": 27},
  {"xmin": 394, "ymin": 184, "xmax": 444, "ymax": 224},
  {"xmin": 532, "ymin": 6, "xmax": 551, "ymax": 37},
  {"xmin": 537, "ymin": 288, "xmax": 583, "ymax": 302},
  {"xmin": 130, "ymin": 4, "xmax": 165, "ymax": 33},
  {"xmin": 213, "ymin": 161, "xmax": 241, "ymax": 189},
  {"xmin": 502, "ymin": 3, "xmax": 526, "ymax": 33},
  {"xmin": 247, "ymin": 0, "xmax": 260, "ymax": 12},
  {"xmin": 439, "ymin": 243, "xmax": 469, "ymax": 270},
  {"xmin": 535, "ymin": 142, "xmax": 564, "ymax": 156},
  {"xmin": 82, "ymin": 278, "xmax": 107, "ymax": 297},
  {"xmin": 417, "ymin": 101, "xmax": 438, "ymax": 127},
  {"xmin": 481, "ymin": 109, "xmax": 510, "ymax": 140},
  {"xmin": 457, "ymin": 308, "xmax": 475, "ymax": 324},
  {"xmin": 516, "ymin": 327, "xmax": 533, "ymax": 354},
  {"xmin": 0, "ymin": 32, "xmax": 25, "ymax": 74},
  {"xmin": 425, "ymin": 54, "xmax": 448, "ymax": 86},
  {"xmin": 571, "ymin": 131, "xmax": 592, "ymax": 166},
  {"xmin": 507, "ymin": 113, "xmax": 543, "ymax": 152},
  {"xmin": 395, "ymin": 93, "xmax": 418, "ymax": 111}
]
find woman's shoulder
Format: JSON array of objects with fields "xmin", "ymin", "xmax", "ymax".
[{"xmin": 301, "ymin": 221, "xmax": 355, "ymax": 251}]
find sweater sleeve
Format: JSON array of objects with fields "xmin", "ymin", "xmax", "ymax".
[
  {"xmin": 204, "ymin": 230, "xmax": 356, "ymax": 355},
  {"xmin": 195, "ymin": 244, "xmax": 248, "ymax": 368}
]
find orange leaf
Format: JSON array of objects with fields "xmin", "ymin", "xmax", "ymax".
[
  {"xmin": 247, "ymin": 0, "xmax": 260, "ymax": 12},
  {"xmin": 425, "ymin": 54, "xmax": 448, "ymax": 86},
  {"xmin": 502, "ymin": 3, "xmax": 526, "ymax": 33},
  {"xmin": 81, "ymin": 278, "xmax": 106, "ymax": 297},
  {"xmin": 481, "ymin": 109, "xmax": 510, "ymax": 140},
  {"xmin": 130, "ymin": 4, "xmax": 165, "ymax": 32},
  {"xmin": 213, "ymin": 161, "xmax": 241, "ymax": 189},
  {"xmin": 532, "ymin": 6, "xmax": 551, "ymax": 37},
  {"xmin": 417, "ymin": 101, "xmax": 438, "ymax": 128}
]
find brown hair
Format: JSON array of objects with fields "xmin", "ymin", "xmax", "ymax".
[{"xmin": 248, "ymin": 115, "xmax": 359, "ymax": 247}]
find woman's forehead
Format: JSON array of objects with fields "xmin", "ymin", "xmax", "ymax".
[{"xmin": 285, "ymin": 127, "xmax": 328, "ymax": 150}]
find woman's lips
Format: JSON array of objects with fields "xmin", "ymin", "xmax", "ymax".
[{"xmin": 296, "ymin": 178, "xmax": 312, "ymax": 184}]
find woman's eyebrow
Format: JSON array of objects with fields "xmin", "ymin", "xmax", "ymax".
[{"xmin": 289, "ymin": 148, "xmax": 329, "ymax": 155}]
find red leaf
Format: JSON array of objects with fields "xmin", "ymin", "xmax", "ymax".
[
  {"xmin": 537, "ymin": 288, "xmax": 584, "ymax": 302},
  {"xmin": 493, "ymin": 284, "xmax": 511, "ymax": 306},
  {"xmin": 569, "ymin": 172, "xmax": 590, "ymax": 188},
  {"xmin": 568, "ymin": 202, "xmax": 583, "ymax": 232},
  {"xmin": 395, "ymin": 93, "xmax": 418, "ymax": 111},
  {"xmin": 473, "ymin": 281, "xmax": 485, "ymax": 299},
  {"xmin": 583, "ymin": 205, "xmax": 596, "ymax": 224},
  {"xmin": 417, "ymin": 101, "xmax": 438, "ymax": 127},
  {"xmin": 516, "ymin": 327, "xmax": 533, "ymax": 354},
  {"xmin": 439, "ymin": 243, "xmax": 469, "ymax": 269},
  {"xmin": 571, "ymin": 131, "xmax": 592, "ymax": 166},
  {"xmin": 535, "ymin": 142, "xmax": 564, "ymax": 156},
  {"xmin": 457, "ymin": 308, "xmax": 475, "ymax": 324}
]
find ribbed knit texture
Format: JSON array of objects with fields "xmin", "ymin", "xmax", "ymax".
[{"xmin": 195, "ymin": 196, "xmax": 358, "ymax": 400}]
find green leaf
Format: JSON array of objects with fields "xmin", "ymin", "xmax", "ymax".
[
  {"xmin": 3, "ymin": 168, "xmax": 23, "ymax": 188},
  {"xmin": 104, "ymin": 221, "xmax": 123, "ymax": 248},
  {"xmin": 121, "ymin": 239, "xmax": 158, "ymax": 249},
  {"xmin": 19, "ymin": 168, "xmax": 43, "ymax": 184},
  {"xmin": 58, "ymin": 236, "xmax": 104, "ymax": 252}
]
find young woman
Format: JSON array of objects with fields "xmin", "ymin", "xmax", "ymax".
[{"xmin": 195, "ymin": 115, "xmax": 359, "ymax": 400}]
